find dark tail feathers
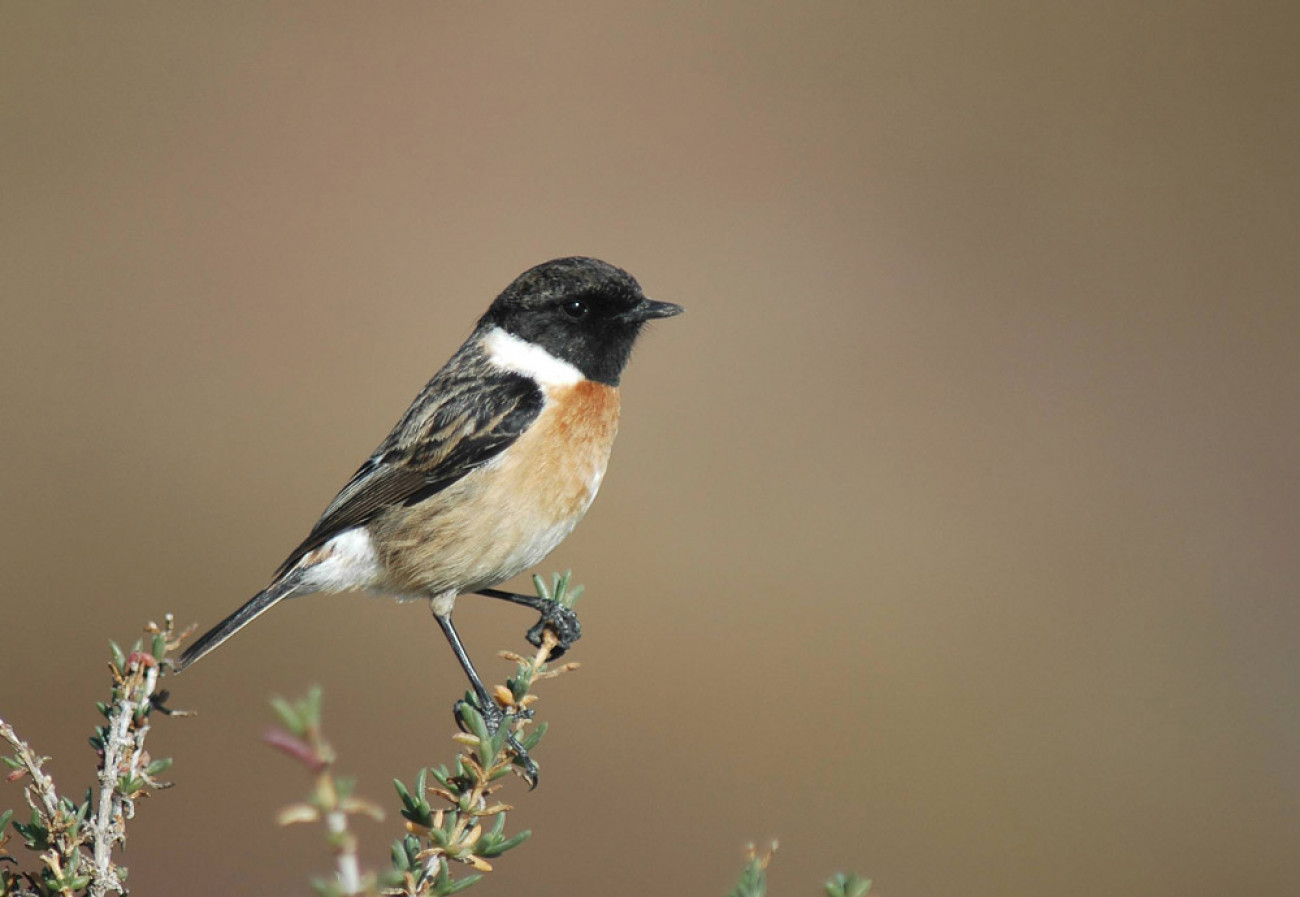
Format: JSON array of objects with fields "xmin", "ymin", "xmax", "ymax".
[{"xmin": 175, "ymin": 577, "xmax": 297, "ymax": 672}]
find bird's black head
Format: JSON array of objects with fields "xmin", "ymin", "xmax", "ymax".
[{"xmin": 480, "ymin": 257, "xmax": 683, "ymax": 386}]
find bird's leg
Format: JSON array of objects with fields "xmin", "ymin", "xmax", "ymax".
[
  {"xmin": 475, "ymin": 587, "xmax": 582, "ymax": 659},
  {"xmin": 432, "ymin": 610, "xmax": 539, "ymax": 788}
]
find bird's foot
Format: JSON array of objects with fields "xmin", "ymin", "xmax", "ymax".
[
  {"xmin": 454, "ymin": 697, "xmax": 540, "ymax": 789},
  {"xmin": 525, "ymin": 600, "xmax": 582, "ymax": 660},
  {"xmin": 476, "ymin": 587, "xmax": 583, "ymax": 660}
]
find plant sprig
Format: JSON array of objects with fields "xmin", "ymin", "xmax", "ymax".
[
  {"xmin": 1, "ymin": 616, "xmax": 187, "ymax": 897},
  {"xmin": 726, "ymin": 843, "xmax": 871, "ymax": 897},
  {"xmin": 271, "ymin": 573, "xmax": 582, "ymax": 897},
  {"xmin": 266, "ymin": 687, "xmax": 386, "ymax": 897}
]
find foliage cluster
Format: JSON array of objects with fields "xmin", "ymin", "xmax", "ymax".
[{"xmin": 1, "ymin": 577, "xmax": 868, "ymax": 896}]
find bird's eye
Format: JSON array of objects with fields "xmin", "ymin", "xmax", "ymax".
[{"xmin": 562, "ymin": 299, "xmax": 590, "ymax": 320}]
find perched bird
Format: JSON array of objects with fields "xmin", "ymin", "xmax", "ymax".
[{"xmin": 177, "ymin": 257, "xmax": 682, "ymax": 781}]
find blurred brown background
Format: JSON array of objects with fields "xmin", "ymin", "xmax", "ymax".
[{"xmin": 3, "ymin": 3, "xmax": 1298, "ymax": 895}]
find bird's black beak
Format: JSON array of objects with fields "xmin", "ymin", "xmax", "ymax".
[{"xmin": 621, "ymin": 298, "xmax": 684, "ymax": 322}]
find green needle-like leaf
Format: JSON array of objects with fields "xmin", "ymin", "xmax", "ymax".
[
  {"xmin": 824, "ymin": 872, "xmax": 872, "ymax": 897},
  {"xmin": 270, "ymin": 696, "xmax": 304, "ymax": 735},
  {"xmin": 481, "ymin": 828, "xmax": 530, "ymax": 857},
  {"xmin": 443, "ymin": 872, "xmax": 483, "ymax": 894}
]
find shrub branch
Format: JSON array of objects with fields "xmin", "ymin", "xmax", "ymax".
[
  {"xmin": 1, "ymin": 579, "xmax": 871, "ymax": 896},
  {"xmin": 1, "ymin": 616, "xmax": 187, "ymax": 897}
]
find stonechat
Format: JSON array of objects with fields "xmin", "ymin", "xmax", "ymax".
[{"xmin": 177, "ymin": 257, "xmax": 682, "ymax": 782}]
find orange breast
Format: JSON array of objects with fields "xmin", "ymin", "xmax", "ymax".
[
  {"xmin": 522, "ymin": 379, "xmax": 622, "ymax": 517},
  {"xmin": 372, "ymin": 380, "xmax": 622, "ymax": 597}
]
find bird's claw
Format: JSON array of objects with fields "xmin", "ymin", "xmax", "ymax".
[
  {"xmin": 454, "ymin": 698, "xmax": 540, "ymax": 789},
  {"xmin": 525, "ymin": 601, "xmax": 582, "ymax": 660}
]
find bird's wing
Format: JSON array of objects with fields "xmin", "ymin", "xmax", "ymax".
[{"xmin": 273, "ymin": 352, "xmax": 544, "ymax": 578}]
